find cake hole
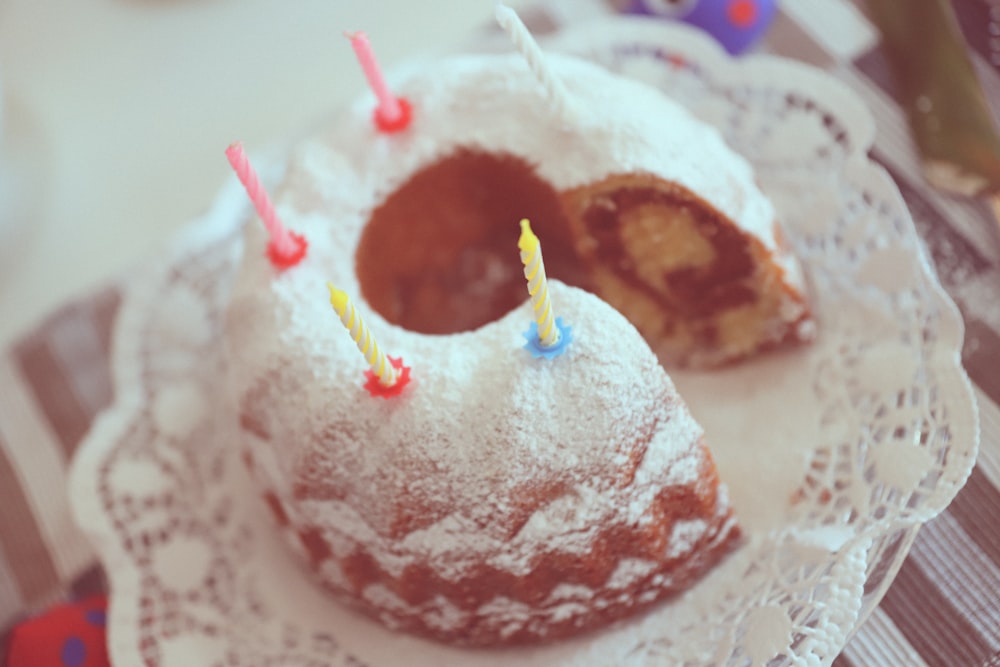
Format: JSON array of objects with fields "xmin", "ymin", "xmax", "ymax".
[{"xmin": 356, "ymin": 150, "xmax": 588, "ymax": 334}]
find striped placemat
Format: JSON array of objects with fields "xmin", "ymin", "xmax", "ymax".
[
  {"xmin": 0, "ymin": 289, "xmax": 117, "ymax": 635},
  {"xmin": 1, "ymin": 1, "xmax": 999, "ymax": 665},
  {"xmin": 775, "ymin": 4, "xmax": 1000, "ymax": 661}
]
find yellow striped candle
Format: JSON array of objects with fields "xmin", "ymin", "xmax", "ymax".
[
  {"xmin": 518, "ymin": 218, "xmax": 561, "ymax": 348},
  {"xmin": 328, "ymin": 284, "xmax": 398, "ymax": 387}
]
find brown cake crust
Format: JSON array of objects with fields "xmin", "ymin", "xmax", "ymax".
[
  {"xmin": 242, "ymin": 437, "xmax": 740, "ymax": 646},
  {"xmin": 356, "ymin": 150, "xmax": 586, "ymax": 335},
  {"xmin": 357, "ymin": 151, "xmax": 813, "ymax": 367}
]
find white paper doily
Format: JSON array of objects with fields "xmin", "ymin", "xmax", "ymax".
[{"xmin": 70, "ymin": 19, "xmax": 979, "ymax": 667}]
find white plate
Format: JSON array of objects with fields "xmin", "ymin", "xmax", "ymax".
[{"xmin": 70, "ymin": 18, "xmax": 979, "ymax": 667}]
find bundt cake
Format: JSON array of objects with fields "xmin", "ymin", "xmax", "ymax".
[{"xmin": 224, "ymin": 49, "xmax": 813, "ymax": 646}]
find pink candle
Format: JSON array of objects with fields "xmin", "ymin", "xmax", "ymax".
[
  {"xmin": 226, "ymin": 142, "xmax": 307, "ymax": 269},
  {"xmin": 347, "ymin": 31, "xmax": 412, "ymax": 133}
]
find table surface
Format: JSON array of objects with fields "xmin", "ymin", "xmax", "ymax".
[{"xmin": 0, "ymin": 0, "xmax": 530, "ymax": 347}]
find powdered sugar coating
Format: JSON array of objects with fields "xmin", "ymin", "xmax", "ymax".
[
  {"xmin": 228, "ymin": 246, "xmax": 706, "ymax": 577},
  {"xmin": 318, "ymin": 52, "xmax": 779, "ymax": 252},
  {"xmin": 224, "ymin": 51, "xmax": 745, "ymax": 643}
]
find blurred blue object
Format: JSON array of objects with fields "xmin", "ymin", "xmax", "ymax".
[{"xmin": 625, "ymin": 0, "xmax": 777, "ymax": 54}]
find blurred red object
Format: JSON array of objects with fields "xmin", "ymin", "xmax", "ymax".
[{"xmin": 4, "ymin": 596, "xmax": 109, "ymax": 667}]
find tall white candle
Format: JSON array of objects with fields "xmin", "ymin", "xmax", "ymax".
[{"xmin": 495, "ymin": 3, "xmax": 575, "ymax": 120}]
